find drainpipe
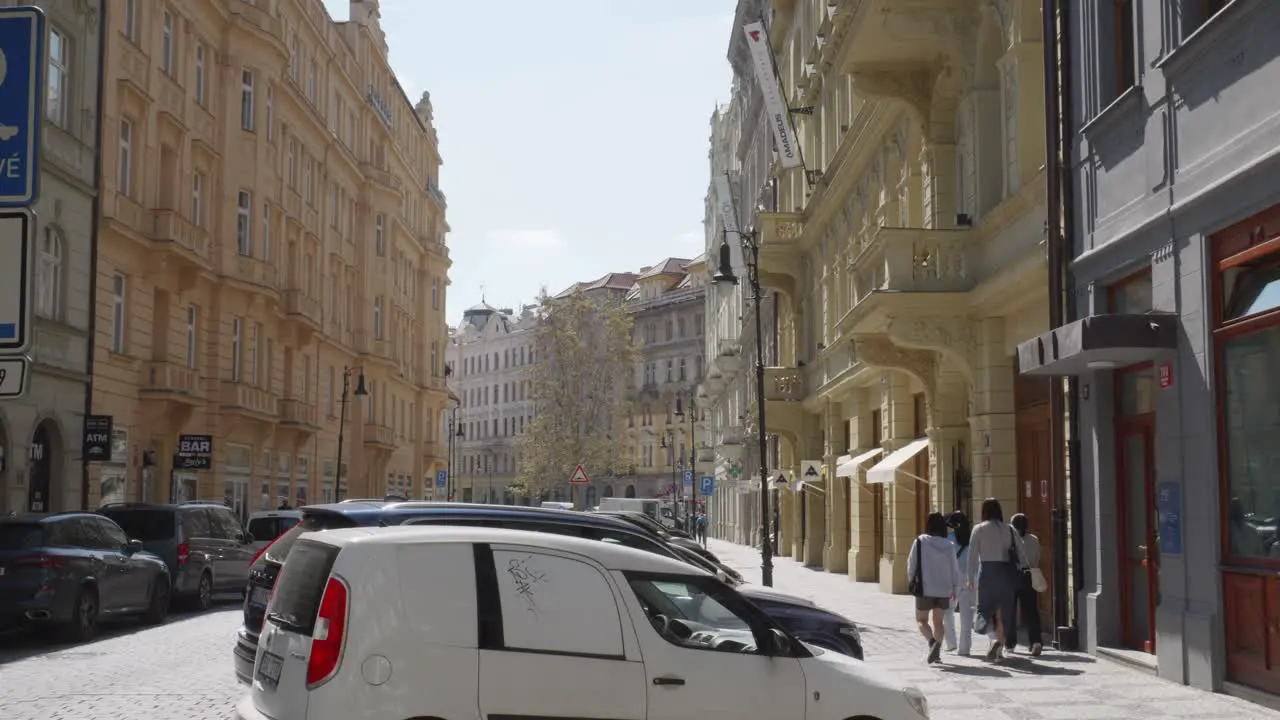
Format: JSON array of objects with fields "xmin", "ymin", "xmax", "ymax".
[
  {"xmin": 1041, "ymin": 0, "xmax": 1073, "ymax": 649},
  {"xmin": 1058, "ymin": 0, "xmax": 1087, "ymax": 644},
  {"xmin": 80, "ymin": 2, "xmax": 108, "ymax": 511}
]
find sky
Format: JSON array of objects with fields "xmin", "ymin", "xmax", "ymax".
[{"xmin": 320, "ymin": 0, "xmax": 736, "ymax": 324}]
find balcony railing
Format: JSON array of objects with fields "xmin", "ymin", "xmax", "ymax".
[
  {"xmin": 850, "ymin": 227, "xmax": 973, "ymax": 303},
  {"xmin": 228, "ymin": 255, "xmax": 280, "ymax": 292},
  {"xmin": 279, "ymin": 398, "xmax": 319, "ymax": 428},
  {"xmin": 149, "ymin": 210, "xmax": 210, "ymax": 262},
  {"xmin": 284, "ymin": 289, "xmax": 322, "ymax": 327},
  {"xmin": 363, "ymin": 422, "xmax": 395, "ymax": 447},
  {"xmin": 221, "ymin": 382, "xmax": 280, "ymax": 417},
  {"xmin": 763, "ymin": 367, "xmax": 806, "ymax": 402},
  {"xmin": 140, "ymin": 361, "xmax": 201, "ymax": 400}
]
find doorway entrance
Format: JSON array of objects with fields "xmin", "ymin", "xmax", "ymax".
[
  {"xmin": 1014, "ymin": 371, "xmax": 1054, "ymax": 631},
  {"xmin": 1116, "ymin": 365, "xmax": 1158, "ymax": 652},
  {"xmin": 27, "ymin": 422, "xmax": 56, "ymax": 513}
]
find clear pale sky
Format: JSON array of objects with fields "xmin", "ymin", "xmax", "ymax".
[{"xmin": 321, "ymin": 0, "xmax": 735, "ymax": 323}]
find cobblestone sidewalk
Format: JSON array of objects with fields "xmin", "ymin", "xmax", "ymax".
[{"xmin": 708, "ymin": 539, "xmax": 1278, "ymax": 720}]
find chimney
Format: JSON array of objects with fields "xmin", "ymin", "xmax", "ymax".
[
  {"xmin": 639, "ymin": 266, "xmax": 652, "ymax": 274},
  {"xmin": 349, "ymin": 0, "xmax": 388, "ymax": 57}
]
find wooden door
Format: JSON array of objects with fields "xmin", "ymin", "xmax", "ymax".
[
  {"xmin": 1015, "ymin": 402, "xmax": 1054, "ymax": 628},
  {"xmin": 1225, "ymin": 571, "xmax": 1280, "ymax": 693},
  {"xmin": 1117, "ymin": 416, "xmax": 1158, "ymax": 652}
]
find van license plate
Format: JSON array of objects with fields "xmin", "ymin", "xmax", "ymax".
[
  {"xmin": 256, "ymin": 652, "xmax": 283, "ymax": 689},
  {"xmin": 249, "ymin": 586, "xmax": 270, "ymax": 607}
]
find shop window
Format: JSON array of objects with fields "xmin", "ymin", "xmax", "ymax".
[
  {"xmin": 1107, "ymin": 270, "xmax": 1153, "ymax": 314},
  {"xmin": 1221, "ymin": 324, "xmax": 1280, "ymax": 559},
  {"xmin": 1221, "ymin": 260, "xmax": 1280, "ymax": 322},
  {"xmin": 1113, "ymin": 0, "xmax": 1137, "ymax": 97}
]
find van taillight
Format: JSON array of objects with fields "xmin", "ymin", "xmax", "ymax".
[
  {"xmin": 306, "ymin": 576, "xmax": 349, "ymax": 687},
  {"xmin": 16, "ymin": 555, "xmax": 65, "ymax": 568},
  {"xmin": 177, "ymin": 542, "xmax": 190, "ymax": 565}
]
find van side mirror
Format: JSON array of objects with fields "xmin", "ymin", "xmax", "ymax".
[
  {"xmin": 127, "ymin": 539, "xmax": 144, "ymax": 553},
  {"xmin": 240, "ymin": 531, "xmax": 254, "ymax": 545},
  {"xmin": 767, "ymin": 628, "xmax": 792, "ymax": 657}
]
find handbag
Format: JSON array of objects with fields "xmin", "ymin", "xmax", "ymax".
[
  {"xmin": 1029, "ymin": 568, "xmax": 1049, "ymax": 593},
  {"xmin": 908, "ymin": 538, "xmax": 924, "ymax": 597}
]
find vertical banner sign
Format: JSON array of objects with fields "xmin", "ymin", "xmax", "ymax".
[
  {"xmin": 742, "ymin": 20, "xmax": 802, "ymax": 169},
  {"xmin": 83, "ymin": 415, "xmax": 113, "ymax": 461}
]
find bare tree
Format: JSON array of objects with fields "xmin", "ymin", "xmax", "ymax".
[{"xmin": 516, "ymin": 288, "xmax": 639, "ymax": 496}]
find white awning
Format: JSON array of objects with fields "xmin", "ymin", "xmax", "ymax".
[
  {"xmin": 836, "ymin": 447, "xmax": 884, "ymax": 478},
  {"xmin": 866, "ymin": 438, "xmax": 931, "ymax": 485},
  {"xmin": 795, "ymin": 478, "xmax": 826, "ymax": 494}
]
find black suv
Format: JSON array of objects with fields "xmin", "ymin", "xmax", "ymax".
[
  {"xmin": 0, "ymin": 513, "xmax": 170, "ymax": 640},
  {"xmin": 98, "ymin": 502, "xmax": 255, "ymax": 610}
]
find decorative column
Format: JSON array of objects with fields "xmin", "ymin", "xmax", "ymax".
[
  {"xmin": 802, "ymin": 413, "xmax": 826, "ymax": 568},
  {"xmin": 928, "ymin": 369, "xmax": 970, "ymax": 512},
  {"xmin": 881, "ymin": 373, "xmax": 917, "ymax": 594},
  {"xmin": 823, "ymin": 400, "xmax": 849, "ymax": 573},
  {"xmin": 845, "ymin": 388, "xmax": 878, "ymax": 581},
  {"xmin": 969, "ymin": 318, "xmax": 1017, "ymax": 516}
]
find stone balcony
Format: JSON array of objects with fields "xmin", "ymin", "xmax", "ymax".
[
  {"xmin": 148, "ymin": 210, "xmax": 211, "ymax": 273},
  {"xmin": 763, "ymin": 366, "xmax": 808, "ymax": 439},
  {"xmin": 356, "ymin": 332, "xmax": 395, "ymax": 363},
  {"xmin": 839, "ymin": 226, "xmax": 975, "ymax": 335},
  {"xmin": 754, "ymin": 212, "xmax": 804, "ymax": 299},
  {"xmin": 837, "ymin": 0, "xmax": 971, "ymax": 75},
  {"xmin": 220, "ymin": 382, "xmax": 280, "ymax": 422},
  {"xmin": 279, "ymin": 398, "xmax": 320, "ymax": 431},
  {"xmin": 283, "ymin": 289, "xmax": 323, "ymax": 341},
  {"xmin": 363, "ymin": 422, "xmax": 396, "ymax": 449},
  {"xmin": 139, "ymin": 361, "xmax": 202, "ymax": 406},
  {"xmin": 361, "ymin": 162, "xmax": 403, "ymax": 195},
  {"xmin": 223, "ymin": 254, "xmax": 280, "ymax": 297}
]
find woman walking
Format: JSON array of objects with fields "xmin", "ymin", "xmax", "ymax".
[
  {"xmin": 907, "ymin": 512, "xmax": 965, "ymax": 664},
  {"xmin": 942, "ymin": 511, "xmax": 975, "ymax": 655},
  {"xmin": 1007, "ymin": 513, "xmax": 1044, "ymax": 655},
  {"xmin": 967, "ymin": 498, "xmax": 1029, "ymax": 661}
]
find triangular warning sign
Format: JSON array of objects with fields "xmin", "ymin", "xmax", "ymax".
[
  {"xmin": 569, "ymin": 464, "xmax": 591, "ymax": 484},
  {"xmin": 804, "ymin": 464, "xmax": 820, "ymax": 477}
]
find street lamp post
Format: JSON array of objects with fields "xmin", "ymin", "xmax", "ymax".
[
  {"xmin": 334, "ymin": 366, "xmax": 369, "ymax": 502},
  {"xmin": 447, "ymin": 401, "xmax": 463, "ymax": 500},
  {"xmin": 661, "ymin": 429, "xmax": 677, "ymax": 523},
  {"xmin": 712, "ymin": 230, "xmax": 774, "ymax": 587},
  {"xmin": 674, "ymin": 395, "xmax": 698, "ymax": 532}
]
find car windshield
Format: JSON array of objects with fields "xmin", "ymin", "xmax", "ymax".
[
  {"xmin": 629, "ymin": 576, "xmax": 750, "ymax": 632},
  {"xmin": 261, "ymin": 511, "xmax": 358, "ymax": 566},
  {"xmin": 0, "ymin": 522, "xmax": 43, "ymax": 549},
  {"xmin": 100, "ymin": 509, "xmax": 175, "ymax": 541}
]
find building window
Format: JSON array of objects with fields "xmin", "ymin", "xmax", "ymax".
[
  {"xmin": 192, "ymin": 171, "xmax": 204, "ymax": 227},
  {"xmin": 431, "ymin": 277, "xmax": 439, "ymax": 309},
  {"xmin": 307, "ymin": 59, "xmax": 317, "ymax": 103},
  {"xmin": 303, "ymin": 156, "xmax": 314, "ymax": 204},
  {"xmin": 122, "ymin": 0, "xmax": 138, "ymax": 42},
  {"xmin": 326, "ymin": 366, "xmax": 335, "ymax": 415},
  {"xmin": 186, "ymin": 305, "xmax": 198, "ymax": 368},
  {"xmin": 231, "ymin": 318, "xmax": 243, "ymax": 382},
  {"xmin": 46, "ymin": 27, "xmax": 69, "ymax": 127},
  {"xmin": 194, "ymin": 43, "xmax": 206, "ymax": 105},
  {"xmin": 118, "ymin": 118, "xmax": 133, "ymax": 196},
  {"xmin": 241, "ymin": 69, "xmax": 255, "ymax": 131},
  {"xmin": 237, "ymin": 191, "xmax": 252, "ymax": 256},
  {"xmin": 678, "ymin": 357, "xmax": 687, "ymax": 381},
  {"xmin": 1002, "ymin": 68, "xmax": 1019, "ymax": 196},
  {"xmin": 374, "ymin": 296, "xmax": 383, "ymax": 339},
  {"xmin": 1114, "ymin": 0, "xmax": 1137, "ymax": 97},
  {"xmin": 250, "ymin": 322, "xmax": 261, "ymax": 386},
  {"xmin": 161, "ymin": 11, "xmax": 174, "ymax": 75},
  {"xmin": 375, "ymin": 214, "xmax": 386, "ymax": 256},
  {"xmin": 35, "ymin": 227, "xmax": 63, "ymax": 320},
  {"xmin": 266, "ymin": 86, "xmax": 274, "ymax": 141},
  {"xmin": 430, "ymin": 342, "xmax": 438, "ymax": 376},
  {"xmin": 1108, "ymin": 271, "xmax": 1153, "ymax": 314},
  {"xmin": 287, "ymin": 139, "xmax": 297, "ymax": 187},
  {"xmin": 665, "ymin": 359, "xmax": 674, "ymax": 383},
  {"xmin": 262, "ymin": 202, "xmax": 271, "ymax": 261},
  {"xmin": 288, "ymin": 32, "xmax": 298, "ymax": 80},
  {"xmin": 110, "ymin": 273, "xmax": 126, "ymax": 354}
]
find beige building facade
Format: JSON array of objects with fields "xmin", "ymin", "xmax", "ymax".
[
  {"xmin": 87, "ymin": 0, "xmax": 451, "ymax": 520},
  {"xmin": 707, "ymin": 0, "xmax": 1057, "ymax": 611},
  {"xmin": 0, "ymin": 0, "xmax": 104, "ymax": 515}
]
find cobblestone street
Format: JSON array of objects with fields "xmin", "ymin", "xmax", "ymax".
[{"xmin": 708, "ymin": 539, "xmax": 1280, "ymax": 720}]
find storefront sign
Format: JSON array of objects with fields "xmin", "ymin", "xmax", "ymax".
[
  {"xmin": 1157, "ymin": 481, "xmax": 1182, "ymax": 556},
  {"xmin": 83, "ymin": 415, "xmax": 112, "ymax": 461},
  {"xmin": 742, "ymin": 20, "xmax": 801, "ymax": 169},
  {"xmin": 1158, "ymin": 363, "xmax": 1173, "ymax": 389},
  {"xmin": 175, "ymin": 434, "xmax": 213, "ymax": 470}
]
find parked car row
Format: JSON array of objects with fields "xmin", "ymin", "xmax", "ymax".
[
  {"xmin": 236, "ymin": 525, "xmax": 930, "ymax": 720},
  {"xmin": 1, "ymin": 502, "xmax": 303, "ymax": 642},
  {"xmin": 232, "ymin": 501, "xmax": 865, "ymax": 685}
]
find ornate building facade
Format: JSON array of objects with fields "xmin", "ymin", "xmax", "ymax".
[
  {"xmin": 87, "ymin": 0, "xmax": 451, "ymax": 521},
  {"xmin": 446, "ymin": 302, "xmax": 536, "ymax": 503}
]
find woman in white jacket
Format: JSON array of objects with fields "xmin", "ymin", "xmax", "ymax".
[
  {"xmin": 907, "ymin": 512, "xmax": 965, "ymax": 664},
  {"xmin": 943, "ymin": 511, "xmax": 976, "ymax": 655}
]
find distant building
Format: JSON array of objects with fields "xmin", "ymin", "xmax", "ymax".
[{"xmin": 446, "ymin": 302, "xmax": 537, "ymax": 503}]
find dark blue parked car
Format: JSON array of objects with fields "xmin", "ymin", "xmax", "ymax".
[{"xmin": 232, "ymin": 502, "xmax": 863, "ymax": 683}]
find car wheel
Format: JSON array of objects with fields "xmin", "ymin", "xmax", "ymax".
[
  {"xmin": 193, "ymin": 571, "xmax": 213, "ymax": 611},
  {"xmin": 65, "ymin": 587, "xmax": 99, "ymax": 642},
  {"xmin": 142, "ymin": 578, "xmax": 170, "ymax": 625}
]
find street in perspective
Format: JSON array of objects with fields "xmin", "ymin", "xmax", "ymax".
[{"xmin": 5, "ymin": 0, "xmax": 1280, "ymax": 718}]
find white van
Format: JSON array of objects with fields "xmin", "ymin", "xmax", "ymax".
[
  {"xmin": 236, "ymin": 526, "xmax": 929, "ymax": 720},
  {"xmin": 597, "ymin": 497, "xmax": 680, "ymax": 528}
]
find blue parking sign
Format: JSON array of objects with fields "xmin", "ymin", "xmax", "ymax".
[
  {"xmin": 435, "ymin": 470, "xmax": 448, "ymax": 488},
  {"xmin": 700, "ymin": 476, "xmax": 715, "ymax": 496},
  {"xmin": 683, "ymin": 469, "xmax": 693, "ymax": 487},
  {"xmin": 0, "ymin": 7, "xmax": 46, "ymax": 207}
]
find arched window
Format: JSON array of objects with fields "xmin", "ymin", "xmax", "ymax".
[{"xmin": 36, "ymin": 226, "xmax": 64, "ymax": 319}]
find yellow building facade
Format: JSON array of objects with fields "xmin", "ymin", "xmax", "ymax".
[
  {"xmin": 756, "ymin": 0, "xmax": 1054, "ymax": 597},
  {"xmin": 89, "ymin": 0, "xmax": 451, "ymax": 519}
]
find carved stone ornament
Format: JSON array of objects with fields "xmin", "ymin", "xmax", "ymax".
[
  {"xmin": 885, "ymin": 316, "xmax": 978, "ymax": 378},
  {"xmin": 777, "ymin": 223, "xmax": 802, "ymax": 240},
  {"xmin": 850, "ymin": 64, "xmax": 937, "ymax": 125},
  {"xmin": 850, "ymin": 335, "xmax": 937, "ymax": 400}
]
